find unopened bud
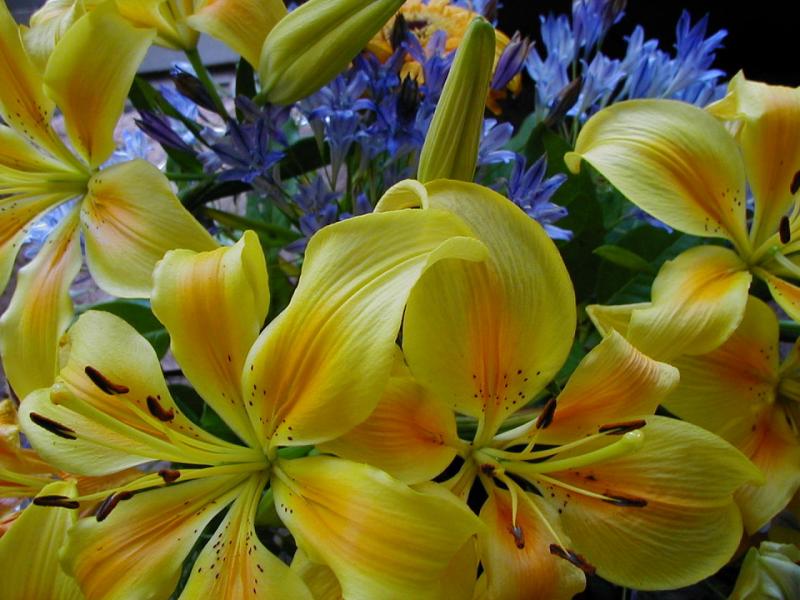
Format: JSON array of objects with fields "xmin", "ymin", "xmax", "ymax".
[
  {"xmin": 259, "ymin": 0, "xmax": 405, "ymax": 106},
  {"xmin": 417, "ymin": 17, "xmax": 496, "ymax": 183}
]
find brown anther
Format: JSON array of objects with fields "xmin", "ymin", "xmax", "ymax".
[
  {"xmin": 549, "ymin": 544, "xmax": 596, "ymax": 575},
  {"xmin": 33, "ymin": 495, "xmax": 80, "ymax": 509},
  {"xmin": 598, "ymin": 420, "xmax": 647, "ymax": 435},
  {"xmin": 791, "ymin": 170, "xmax": 800, "ymax": 196},
  {"xmin": 780, "ymin": 215, "xmax": 792, "ymax": 244},
  {"xmin": 146, "ymin": 396, "xmax": 175, "ymax": 422},
  {"xmin": 158, "ymin": 469, "xmax": 181, "ymax": 484},
  {"xmin": 84, "ymin": 366, "xmax": 130, "ymax": 395},
  {"xmin": 509, "ymin": 525, "xmax": 525, "ymax": 549},
  {"xmin": 95, "ymin": 491, "xmax": 134, "ymax": 522},
  {"xmin": 603, "ymin": 493, "xmax": 648, "ymax": 508},
  {"xmin": 29, "ymin": 412, "xmax": 77, "ymax": 440},
  {"xmin": 480, "ymin": 464, "xmax": 496, "ymax": 476},
  {"xmin": 535, "ymin": 397, "xmax": 558, "ymax": 430}
]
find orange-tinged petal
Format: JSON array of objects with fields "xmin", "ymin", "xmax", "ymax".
[
  {"xmin": 243, "ymin": 208, "xmax": 486, "ymax": 449},
  {"xmin": 539, "ymin": 332, "xmax": 679, "ymax": 445},
  {"xmin": 477, "ymin": 486, "xmax": 585, "ymax": 600},
  {"xmin": 542, "ymin": 416, "xmax": 762, "ymax": 590},
  {"xmin": 0, "ymin": 206, "xmax": 81, "ymax": 399},
  {"xmin": 179, "ymin": 473, "xmax": 312, "ymax": 600},
  {"xmin": 758, "ymin": 269, "xmax": 800, "ymax": 324},
  {"xmin": 187, "ymin": 0, "xmax": 286, "ymax": 69},
  {"xmin": 272, "ymin": 455, "xmax": 481, "ymax": 600},
  {"xmin": 0, "ymin": 194, "xmax": 74, "ymax": 298},
  {"xmin": 319, "ymin": 352, "xmax": 458, "ymax": 484},
  {"xmin": 566, "ymin": 99, "xmax": 750, "ymax": 254},
  {"xmin": 0, "ymin": 481, "xmax": 83, "ymax": 600},
  {"xmin": 401, "ymin": 180, "xmax": 575, "ymax": 442},
  {"xmin": 709, "ymin": 73, "xmax": 800, "ymax": 249},
  {"xmin": 0, "ymin": 2, "xmax": 67, "ymax": 160},
  {"xmin": 0, "ymin": 400, "xmax": 54, "ymax": 479},
  {"xmin": 81, "ymin": 159, "xmax": 218, "ymax": 298},
  {"xmin": 585, "ymin": 302, "xmax": 644, "ymax": 338},
  {"xmin": 44, "ymin": 4, "xmax": 155, "ymax": 167},
  {"xmin": 735, "ymin": 408, "xmax": 800, "ymax": 534},
  {"xmin": 626, "ymin": 245, "xmax": 751, "ymax": 361},
  {"xmin": 152, "ymin": 232, "xmax": 266, "ymax": 449},
  {"xmin": 63, "ymin": 474, "xmax": 245, "ymax": 600},
  {"xmin": 665, "ymin": 295, "xmax": 779, "ymax": 449}
]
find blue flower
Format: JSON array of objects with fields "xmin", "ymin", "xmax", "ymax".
[
  {"xmin": 210, "ymin": 120, "xmax": 285, "ymax": 185},
  {"xmin": 506, "ymin": 155, "xmax": 571, "ymax": 240},
  {"xmin": 477, "ymin": 119, "xmax": 516, "ymax": 166},
  {"xmin": 491, "ymin": 32, "xmax": 532, "ymax": 91}
]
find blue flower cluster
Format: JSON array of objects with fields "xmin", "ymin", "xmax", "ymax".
[{"xmin": 527, "ymin": 0, "xmax": 728, "ymax": 123}]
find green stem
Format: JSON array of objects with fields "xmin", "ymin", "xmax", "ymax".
[
  {"xmin": 164, "ymin": 172, "xmax": 210, "ymax": 181},
  {"xmin": 185, "ymin": 47, "xmax": 229, "ymax": 118}
]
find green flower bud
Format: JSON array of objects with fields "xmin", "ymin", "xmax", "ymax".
[
  {"xmin": 730, "ymin": 542, "xmax": 800, "ymax": 599},
  {"xmin": 259, "ymin": 0, "xmax": 405, "ymax": 106},
  {"xmin": 417, "ymin": 17, "xmax": 495, "ymax": 183}
]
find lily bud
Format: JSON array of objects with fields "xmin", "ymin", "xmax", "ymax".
[
  {"xmin": 417, "ymin": 17, "xmax": 496, "ymax": 183},
  {"xmin": 259, "ymin": 0, "xmax": 405, "ymax": 106}
]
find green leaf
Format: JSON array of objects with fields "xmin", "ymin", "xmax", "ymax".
[
  {"xmin": 81, "ymin": 299, "xmax": 170, "ymax": 359},
  {"xmin": 169, "ymin": 383, "xmax": 204, "ymax": 425},
  {"xmin": 235, "ymin": 59, "xmax": 256, "ymax": 107},
  {"xmin": 203, "ymin": 207, "xmax": 300, "ymax": 246},
  {"xmin": 593, "ymin": 245, "xmax": 656, "ymax": 274}
]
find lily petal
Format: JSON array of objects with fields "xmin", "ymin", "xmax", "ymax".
[
  {"xmin": 152, "ymin": 232, "xmax": 266, "ymax": 449},
  {"xmin": 540, "ymin": 332, "xmax": 679, "ymax": 445},
  {"xmin": 43, "ymin": 3, "xmax": 154, "ymax": 167},
  {"xmin": 546, "ymin": 416, "xmax": 762, "ymax": 590},
  {"xmin": 187, "ymin": 0, "xmax": 286, "ymax": 69},
  {"xmin": 180, "ymin": 473, "xmax": 312, "ymax": 600},
  {"xmin": 402, "ymin": 180, "xmax": 575, "ymax": 442},
  {"xmin": 625, "ymin": 245, "xmax": 751, "ymax": 361},
  {"xmin": 477, "ymin": 486, "xmax": 586, "ymax": 600},
  {"xmin": 63, "ymin": 474, "xmax": 245, "ymax": 600},
  {"xmin": 0, "ymin": 2, "xmax": 65, "ymax": 159},
  {"xmin": 665, "ymin": 296, "xmax": 779, "ymax": 450},
  {"xmin": 320, "ymin": 351, "xmax": 458, "ymax": 484},
  {"xmin": 757, "ymin": 269, "xmax": 800, "ymax": 324},
  {"xmin": 709, "ymin": 73, "xmax": 800, "ymax": 249},
  {"xmin": 272, "ymin": 455, "xmax": 481, "ymax": 600},
  {"xmin": 0, "ymin": 125, "xmax": 70, "ymax": 172},
  {"xmin": 566, "ymin": 99, "xmax": 750, "ymax": 253},
  {"xmin": 0, "ymin": 206, "xmax": 81, "ymax": 399},
  {"xmin": 115, "ymin": 0, "xmax": 198, "ymax": 50},
  {"xmin": 21, "ymin": 312, "xmax": 249, "ymax": 476},
  {"xmin": 81, "ymin": 159, "xmax": 218, "ymax": 298},
  {"xmin": 291, "ymin": 549, "xmax": 342, "ymax": 600},
  {"xmin": 0, "ymin": 480, "xmax": 83, "ymax": 600},
  {"xmin": 243, "ymin": 208, "xmax": 486, "ymax": 448}
]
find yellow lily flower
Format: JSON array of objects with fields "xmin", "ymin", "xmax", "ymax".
[
  {"xmin": 322, "ymin": 178, "xmax": 763, "ymax": 597},
  {"xmin": 26, "ymin": 0, "xmax": 286, "ymax": 68},
  {"xmin": 567, "ymin": 74, "xmax": 800, "ymax": 361},
  {"xmin": 661, "ymin": 296, "xmax": 800, "ymax": 534},
  {"xmin": 0, "ymin": 2, "xmax": 217, "ymax": 399},
  {"xmin": 20, "ymin": 213, "xmax": 485, "ymax": 600}
]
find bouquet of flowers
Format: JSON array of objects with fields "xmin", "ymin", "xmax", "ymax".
[{"xmin": 0, "ymin": 0, "xmax": 797, "ymax": 598}]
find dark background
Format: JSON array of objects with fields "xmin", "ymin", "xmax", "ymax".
[{"xmin": 498, "ymin": 0, "xmax": 799, "ymax": 86}]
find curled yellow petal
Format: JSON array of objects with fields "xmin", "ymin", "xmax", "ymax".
[
  {"xmin": 401, "ymin": 180, "xmax": 575, "ymax": 441},
  {"xmin": 567, "ymin": 99, "xmax": 751, "ymax": 254},
  {"xmin": 626, "ymin": 245, "xmax": 751, "ymax": 361},
  {"xmin": 152, "ymin": 231, "xmax": 267, "ymax": 449}
]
